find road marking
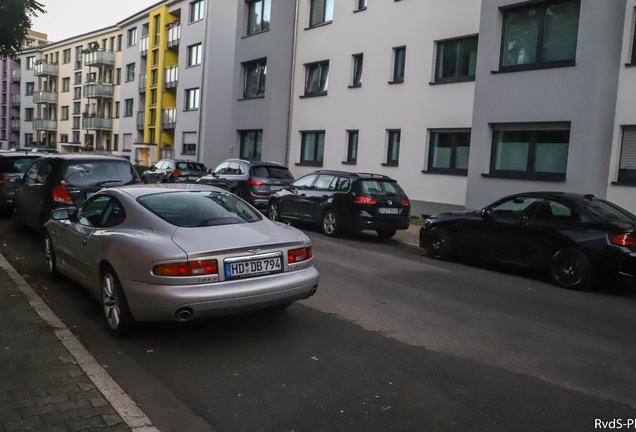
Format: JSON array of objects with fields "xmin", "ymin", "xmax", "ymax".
[{"xmin": 0, "ymin": 252, "xmax": 161, "ymax": 432}]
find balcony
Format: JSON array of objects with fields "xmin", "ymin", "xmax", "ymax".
[
  {"xmin": 140, "ymin": 36, "xmax": 149, "ymax": 57},
  {"xmin": 11, "ymin": 94, "xmax": 20, "ymax": 106},
  {"xmin": 33, "ymin": 119, "xmax": 57, "ymax": 131},
  {"xmin": 82, "ymin": 116, "xmax": 113, "ymax": 131},
  {"xmin": 137, "ymin": 111, "xmax": 145, "ymax": 130},
  {"xmin": 11, "ymin": 69, "xmax": 21, "ymax": 82},
  {"xmin": 33, "ymin": 91, "xmax": 58, "ymax": 104},
  {"xmin": 10, "ymin": 118, "xmax": 20, "ymax": 130},
  {"xmin": 139, "ymin": 74, "xmax": 146, "ymax": 93},
  {"xmin": 34, "ymin": 61, "xmax": 59, "ymax": 77},
  {"xmin": 164, "ymin": 67, "xmax": 178, "ymax": 89},
  {"xmin": 163, "ymin": 108, "xmax": 176, "ymax": 130},
  {"xmin": 84, "ymin": 50, "xmax": 116, "ymax": 67},
  {"xmin": 167, "ymin": 25, "xmax": 181, "ymax": 49},
  {"xmin": 83, "ymin": 83, "xmax": 114, "ymax": 99}
]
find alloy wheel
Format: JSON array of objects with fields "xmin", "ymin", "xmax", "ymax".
[
  {"xmin": 268, "ymin": 202, "xmax": 279, "ymax": 221},
  {"xmin": 551, "ymin": 248, "xmax": 590, "ymax": 289},
  {"xmin": 323, "ymin": 211, "xmax": 337, "ymax": 236},
  {"xmin": 102, "ymin": 273, "xmax": 121, "ymax": 331},
  {"xmin": 44, "ymin": 234, "xmax": 56, "ymax": 276}
]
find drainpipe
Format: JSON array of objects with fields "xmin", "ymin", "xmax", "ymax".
[
  {"xmin": 285, "ymin": 0, "xmax": 301, "ymax": 167},
  {"xmin": 195, "ymin": 6, "xmax": 211, "ymax": 163}
]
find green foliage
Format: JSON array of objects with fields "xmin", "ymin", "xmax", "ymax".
[
  {"xmin": 134, "ymin": 165, "xmax": 149, "ymax": 177},
  {"xmin": 0, "ymin": 0, "xmax": 46, "ymax": 57}
]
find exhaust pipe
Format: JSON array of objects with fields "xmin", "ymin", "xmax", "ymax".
[
  {"xmin": 175, "ymin": 307, "xmax": 194, "ymax": 322},
  {"xmin": 310, "ymin": 286, "xmax": 318, "ymax": 297}
]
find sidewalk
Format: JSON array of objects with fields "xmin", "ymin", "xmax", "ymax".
[
  {"xmin": 0, "ymin": 254, "xmax": 159, "ymax": 432},
  {"xmin": 393, "ymin": 223, "xmax": 421, "ymax": 247}
]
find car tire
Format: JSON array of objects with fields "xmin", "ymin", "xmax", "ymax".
[
  {"xmin": 423, "ymin": 227, "xmax": 453, "ymax": 260},
  {"xmin": 12, "ymin": 206, "xmax": 23, "ymax": 231},
  {"xmin": 268, "ymin": 201, "xmax": 281, "ymax": 222},
  {"xmin": 43, "ymin": 232, "xmax": 58, "ymax": 279},
  {"xmin": 549, "ymin": 248, "xmax": 592, "ymax": 290},
  {"xmin": 377, "ymin": 229, "xmax": 397, "ymax": 239},
  {"xmin": 101, "ymin": 267, "xmax": 135, "ymax": 337},
  {"xmin": 322, "ymin": 209, "xmax": 340, "ymax": 237}
]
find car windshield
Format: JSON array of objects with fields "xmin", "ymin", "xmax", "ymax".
[
  {"xmin": 62, "ymin": 161, "xmax": 137, "ymax": 187},
  {"xmin": 359, "ymin": 180, "xmax": 404, "ymax": 196},
  {"xmin": 176, "ymin": 162, "xmax": 206, "ymax": 171},
  {"xmin": 578, "ymin": 199, "xmax": 636, "ymax": 222},
  {"xmin": 251, "ymin": 166, "xmax": 294, "ymax": 179},
  {"xmin": 138, "ymin": 191, "xmax": 263, "ymax": 227},
  {"xmin": 0, "ymin": 157, "xmax": 37, "ymax": 174}
]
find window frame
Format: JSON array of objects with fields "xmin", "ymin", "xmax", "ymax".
[
  {"xmin": 124, "ymin": 99, "xmax": 134, "ymax": 117},
  {"xmin": 239, "ymin": 129, "xmax": 263, "ymax": 160},
  {"xmin": 427, "ymin": 129, "xmax": 471, "ymax": 176},
  {"xmin": 185, "ymin": 88, "xmax": 200, "ymax": 111},
  {"xmin": 246, "ymin": 0, "xmax": 271, "ymax": 36},
  {"xmin": 303, "ymin": 60, "xmax": 329, "ymax": 97},
  {"xmin": 391, "ymin": 46, "xmax": 406, "ymax": 83},
  {"xmin": 299, "ymin": 131, "xmax": 325, "ymax": 166},
  {"xmin": 242, "ymin": 58, "xmax": 267, "ymax": 99},
  {"xmin": 126, "ymin": 63, "xmax": 135, "ymax": 82},
  {"xmin": 351, "ymin": 54, "xmax": 363, "ymax": 87},
  {"xmin": 346, "ymin": 130, "xmax": 358, "ymax": 164},
  {"xmin": 434, "ymin": 35, "xmax": 478, "ymax": 84},
  {"xmin": 309, "ymin": 0, "xmax": 334, "ymax": 27},
  {"xmin": 616, "ymin": 126, "xmax": 636, "ymax": 185},
  {"xmin": 385, "ymin": 129, "xmax": 401, "ymax": 166},
  {"xmin": 127, "ymin": 27, "xmax": 138, "ymax": 47},
  {"xmin": 190, "ymin": 0, "xmax": 205, "ymax": 23},
  {"xmin": 187, "ymin": 43, "xmax": 202, "ymax": 67}
]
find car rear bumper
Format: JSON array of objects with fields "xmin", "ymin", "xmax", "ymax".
[
  {"xmin": 618, "ymin": 251, "xmax": 636, "ymax": 278},
  {"xmin": 348, "ymin": 215, "xmax": 410, "ymax": 231},
  {"xmin": 0, "ymin": 188, "xmax": 14, "ymax": 207},
  {"xmin": 120, "ymin": 266, "xmax": 319, "ymax": 322}
]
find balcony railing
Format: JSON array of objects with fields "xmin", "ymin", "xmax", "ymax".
[
  {"xmin": 137, "ymin": 111, "xmax": 145, "ymax": 130},
  {"xmin": 82, "ymin": 116, "xmax": 113, "ymax": 131},
  {"xmin": 84, "ymin": 50, "xmax": 116, "ymax": 67},
  {"xmin": 34, "ymin": 61, "xmax": 59, "ymax": 76},
  {"xmin": 11, "ymin": 94, "xmax": 20, "ymax": 106},
  {"xmin": 163, "ymin": 108, "xmax": 176, "ymax": 129},
  {"xmin": 140, "ymin": 36, "xmax": 149, "ymax": 57},
  {"xmin": 167, "ymin": 25, "xmax": 181, "ymax": 49},
  {"xmin": 10, "ymin": 119, "xmax": 20, "ymax": 130},
  {"xmin": 33, "ymin": 91, "xmax": 58, "ymax": 104},
  {"xmin": 164, "ymin": 67, "xmax": 178, "ymax": 89},
  {"xmin": 83, "ymin": 83, "xmax": 114, "ymax": 99},
  {"xmin": 11, "ymin": 69, "xmax": 21, "ymax": 82},
  {"xmin": 139, "ymin": 74, "xmax": 146, "ymax": 93},
  {"xmin": 33, "ymin": 119, "xmax": 57, "ymax": 131}
]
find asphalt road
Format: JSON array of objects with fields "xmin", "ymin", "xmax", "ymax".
[{"xmin": 1, "ymin": 212, "xmax": 636, "ymax": 432}]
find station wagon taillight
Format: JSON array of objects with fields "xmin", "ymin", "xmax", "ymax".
[
  {"xmin": 53, "ymin": 185, "xmax": 73, "ymax": 204},
  {"xmin": 0, "ymin": 176, "xmax": 11, "ymax": 182},
  {"xmin": 402, "ymin": 199, "xmax": 411, "ymax": 206},
  {"xmin": 609, "ymin": 233, "xmax": 636, "ymax": 247},
  {"xmin": 171, "ymin": 171, "xmax": 182, "ymax": 177},
  {"xmin": 153, "ymin": 260, "xmax": 218, "ymax": 276},
  {"xmin": 247, "ymin": 179, "xmax": 265, "ymax": 186},
  {"xmin": 355, "ymin": 196, "xmax": 377, "ymax": 204},
  {"xmin": 288, "ymin": 247, "xmax": 312, "ymax": 263}
]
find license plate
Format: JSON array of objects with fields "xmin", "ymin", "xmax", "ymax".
[
  {"xmin": 225, "ymin": 257, "xmax": 282, "ymax": 279},
  {"xmin": 270, "ymin": 186, "xmax": 283, "ymax": 191},
  {"xmin": 86, "ymin": 192, "xmax": 93, "ymax": 199},
  {"xmin": 379, "ymin": 208, "xmax": 399, "ymax": 215}
]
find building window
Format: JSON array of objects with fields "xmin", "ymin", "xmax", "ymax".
[
  {"xmin": 61, "ymin": 106, "xmax": 69, "ymax": 121},
  {"xmin": 300, "ymin": 131, "xmax": 325, "ymax": 165},
  {"xmin": 183, "ymin": 132, "xmax": 197, "ymax": 154},
  {"xmin": 617, "ymin": 126, "xmax": 636, "ymax": 184},
  {"xmin": 391, "ymin": 47, "xmax": 406, "ymax": 83},
  {"xmin": 113, "ymin": 134, "xmax": 119, "ymax": 151},
  {"xmin": 386, "ymin": 130, "xmax": 401, "ymax": 165},
  {"xmin": 72, "ymin": 117, "xmax": 80, "ymax": 129},
  {"xmin": 117, "ymin": 35, "xmax": 123, "ymax": 51},
  {"xmin": 435, "ymin": 36, "xmax": 478, "ymax": 83},
  {"xmin": 151, "ymin": 69, "xmax": 158, "ymax": 86},
  {"xmin": 72, "ymin": 131, "xmax": 80, "ymax": 143},
  {"xmin": 115, "ymin": 68, "xmax": 121, "ymax": 85},
  {"xmin": 25, "ymin": 133, "xmax": 33, "ymax": 146},
  {"xmin": 114, "ymin": 101, "xmax": 120, "ymax": 118},
  {"xmin": 59, "ymin": 134, "xmax": 68, "ymax": 143},
  {"xmin": 304, "ymin": 61, "xmax": 329, "ymax": 96},
  {"xmin": 310, "ymin": 0, "xmax": 334, "ymax": 27},
  {"xmin": 243, "ymin": 59, "xmax": 266, "ymax": 99},
  {"xmin": 73, "ymin": 87, "xmax": 81, "ymax": 100},
  {"xmin": 247, "ymin": 0, "xmax": 271, "ymax": 35},
  {"xmin": 74, "ymin": 71, "xmax": 81, "ymax": 85},
  {"xmin": 74, "ymin": 46, "xmax": 83, "ymax": 69},
  {"xmin": 187, "ymin": 44, "xmax": 202, "ymax": 66},
  {"xmin": 25, "ymin": 82, "xmax": 34, "ymax": 95},
  {"xmin": 128, "ymin": 27, "xmax": 138, "ymax": 46},
  {"xmin": 490, "ymin": 124, "xmax": 570, "ymax": 181},
  {"xmin": 185, "ymin": 88, "xmax": 200, "ymax": 110},
  {"xmin": 25, "ymin": 108, "xmax": 33, "ymax": 121},
  {"xmin": 149, "ymin": 128, "xmax": 156, "ymax": 144},
  {"xmin": 73, "ymin": 102, "xmax": 80, "ymax": 115},
  {"xmin": 346, "ymin": 130, "xmax": 358, "ymax": 163},
  {"xmin": 63, "ymin": 49, "xmax": 71, "ymax": 64},
  {"xmin": 240, "ymin": 130, "xmax": 263, "ymax": 160},
  {"xmin": 190, "ymin": 0, "xmax": 205, "ymax": 22},
  {"xmin": 351, "ymin": 54, "xmax": 363, "ymax": 87},
  {"xmin": 150, "ymin": 89, "xmax": 157, "ymax": 106},
  {"xmin": 500, "ymin": 0, "xmax": 580, "ymax": 72},
  {"xmin": 356, "ymin": 0, "xmax": 367, "ymax": 11},
  {"xmin": 126, "ymin": 63, "xmax": 135, "ymax": 82},
  {"xmin": 428, "ymin": 130, "xmax": 470, "ymax": 175},
  {"xmin": 124, "ymin": 99, "xmax": 133, "ymax": 117},
  {"xmin": 153, "ymin": 15, "xmax": 160, "ymax": 46},
  {"xmin": 61, "ymin": 77, "xmax": 70, "ymax": 92},
  {"xmin": 152, "ymin": 50, "xmax": 159, "ymax": 66},
  {"xmin": 26, "ymin": 56, "xmax": 35, "ymax": 69}
]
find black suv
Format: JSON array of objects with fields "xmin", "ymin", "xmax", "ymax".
[
  {"xmin": 13, "ymin": 155, "xmax": 140, "ymax": 230},
  {"xmin": 267, "ymin": 171, "xmax": 410, "ymax": 238},
  {"xmin": 196, "ymin": 159, "xmax": 295, "ymax": 210},
  {"xmin": 141, "ymin": 159, "xmax": 208, "ymax": 184},
  {"xmin": 0, "ymin": 152, "xmax": 40, "ymax": 208}
]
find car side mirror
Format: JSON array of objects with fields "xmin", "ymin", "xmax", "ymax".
[
  {"xmin": 8, "ymin": 175, "xmax": 21, "ymax": 183},
  {"xmin": 479, "ymin": 208, "xmax": 491, "ymax": 218},
  {"xmin": 207, "ymin": 169, "xmax": 214, "ymax": 175},
  {"xmin": 51, "ymin": 207, "xmax": 74, "ymax": 221},
  {"xmin": 149, "ymin": 165, "xmax": 156, "ymax": 171}
]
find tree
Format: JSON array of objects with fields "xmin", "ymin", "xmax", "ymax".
[{"xmin": 0, "ymin": 0, "xmax": 46, "ymax": 58}]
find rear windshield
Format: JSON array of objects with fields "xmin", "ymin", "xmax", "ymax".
[
  {"xmin": 0, "ymin": 157, "xmax": 38, "ymax": 174},
  {"xmin": 359, "ymin": 180, "xmax": 405, "ymax": 196},
  {"xmin": 176, "ymin": 162, "xmax": 206, "ymax": 171},
  {"xmin": 251, "ymin": 166, "xmax": 294, "ymax": 179},
  {"xmin": 62, "ymin": 161, "xmax": 138, "ymax": 187},
  {"xmin": 578, "ymin": 199, "xmax": 636, "ymax": 223},
  {"xmin": 138, "ymin": 191, "xmax": 263, "ymax": 227}
]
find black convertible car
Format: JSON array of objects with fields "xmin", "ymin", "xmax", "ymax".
[{"xmin": 420, "ymin": 192, "xmax": 636, "ymax": 290}]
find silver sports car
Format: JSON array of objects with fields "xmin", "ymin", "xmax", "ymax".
[{"xmin": 43, "ymin": 184, "xmax": 319, "ymax": 335}]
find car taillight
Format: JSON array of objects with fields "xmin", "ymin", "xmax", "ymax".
[
  {"xmin": 288, "ymin": 247, "xmax": 312, "ymax": 263},
  {"xmin": 402, "ymin": 199, "xmax": 411, "ymax": 206},
  {"xmin": 52, "ymin": 185, "xmax": 73, "ymax": 204},
  {"xmin": 355, "ymin": 196, "xmax": 377, "ymax": 204},
  {"xmin": 153, "ymin": 260, "xmax": 218, "ymax": 276},
  {"xmin": 171, "ymin": 171, "xmax": 182, "ymax": 177},
  {"xmin": 0, "ymin": 176, "xmax": 11, "ymax": 183},
  {"xmin": 247, "ymin": 179, "xmax": 265, "ymax": 186},
  {"xmin": 609, "ymin": 233, "xmax": 636, "ymax": 246}
]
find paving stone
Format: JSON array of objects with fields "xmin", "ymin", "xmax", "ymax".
[
  {"xmin": 56, "ymin": 400, "xmax": 92, "ymax": 413},
  {"xmin": 4, "ymin": 416, "xmax": 45, "ymax": 432},
  {"xmin": 34, "ymin": 394, "xmax": 70, "ymax": 407},
  {"xmin": 77, "ymin": 406, "xmax": 116, "ymax": 420},
  {"xmin": 20, "ymin": 403, "xmax": 58, "ymax": 418},
  {"xmin": 65, "ymin": 416, "xmax": 107, "ymax": 432},
  {"xmin": 88, "ymin": 398, "xmax": 108, "ymax": 408},
  {"xmin": 41, "ymin": 410, "xmax": 80, "ymax": 427},
  {"xmin": 101, "ymin": 415, "xmax": 122, "ymax": 427},
  {"xmin": 77, "ymin": 384, "xmax": 95, "ymax": 393}
]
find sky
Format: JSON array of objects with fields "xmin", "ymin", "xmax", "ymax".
[{"xmin": 32, "ymin": 0, "xmax": 159, "ymax": 42}]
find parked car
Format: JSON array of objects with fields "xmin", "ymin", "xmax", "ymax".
[
  {"xmin": 420, "ymin": 192, "xmax": 636, "ymax": 290},
  {"xmin": 141, "ymin": 159, "xmax": 207, "ymax": 184},
  {"xmin": 267, "ymin": 171, "xmax": 411, "ymax": 238},
  {"xmin": 13, "ymin": 155, "xmax": 140, "ymax": 230},
  {"xmin": 30, "ymin": 148, "xmax": 58, "ymax": 154},
  {"xmin": 0, "ymin": 153, "xmax": 40, "ymax": 208},
  {"xmin": 42, "ymin": 184, "xmax": 319, "ymax": 335},
  {"xmin": 196, "ymin": 159, "xmax": 295, "ymax": 210}
]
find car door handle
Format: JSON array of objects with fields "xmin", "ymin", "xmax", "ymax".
[
  {"xmin": 51, "ymin": 230, "xmax": 58, "ymax": 236},
  {"xmin": 81, "ymin": 239, "xmax": 87, "ymax": 246}
]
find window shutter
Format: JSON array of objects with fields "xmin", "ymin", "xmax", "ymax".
[{"xmin": 620, "ymin": 127, "xmax": 636, "ymax": 170}]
